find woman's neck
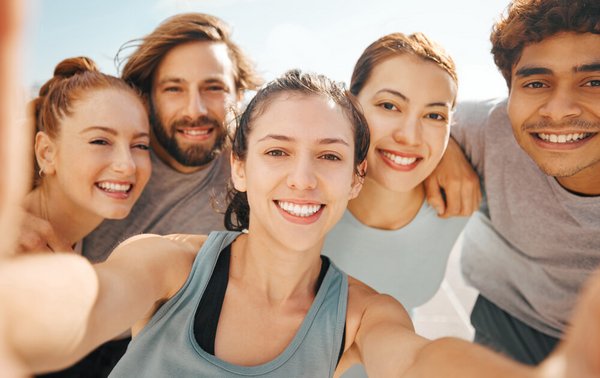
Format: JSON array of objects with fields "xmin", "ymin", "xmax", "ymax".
[
  {"xmin": 230, "ymin": 232, "xmax": 323, "ymax": 305},
  {"xmin": 348, "ymin": 177, "xmax": 425, "ymax": 230},
  {"xmin": 26, "ymin": 184, "xmax": 103, "ymax": 250}
]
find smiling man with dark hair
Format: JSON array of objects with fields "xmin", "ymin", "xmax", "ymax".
[{"xmin": 428, "ymin": 0, "xmax": 600, "ymax": 365}]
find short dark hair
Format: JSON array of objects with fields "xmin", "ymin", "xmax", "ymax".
[{"xmin": 491, "ymin": 0, "xmax": 600, "ymax": 87}]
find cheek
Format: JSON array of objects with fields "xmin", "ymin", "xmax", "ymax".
[
  {"xmin": 134, "ymin": 155, "xmax": 152, "ymax": 180},
  {"xmin": 424, "ymin": 126, "xmax": 449, "ymax": 161}
]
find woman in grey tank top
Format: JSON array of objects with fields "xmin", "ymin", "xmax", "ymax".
[{"xmin": 15, "ymin": 70, "xmax": 600, "ymax": 378}]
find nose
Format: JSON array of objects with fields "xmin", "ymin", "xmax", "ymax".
[
  {"xmin": 392, "ymin": 115, "xmax": 422, "ymax": 146},
  {"xmin": 183, "ymin": 90, "xmax": 208, "ymax": 120},
  {"xmin": 112, "ymin": 147, "xmax": 136, "ymax": 176},
  {"xmin": 539, "ymin": 86, "xmax": 582, "ymax": 122},
  {"xmin": 286, "ymin": 155, "xmax": 317, "ymax": 191}
]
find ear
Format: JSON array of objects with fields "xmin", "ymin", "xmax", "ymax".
[
  {"xmin": 349, "ymin": 160, "xmax": 367, "ymax": 200},
  {"xmin": 230, "ymin": 152, "xmax": 247, "ymax": 192},
  {"xmin": 35, "ymin": 131, "xmax": 57, "ymax": 176}
]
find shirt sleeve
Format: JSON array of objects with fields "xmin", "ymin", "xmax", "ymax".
[{"xmin": 450, "ymin": 99, "xmax": 500, "ymax": 177}]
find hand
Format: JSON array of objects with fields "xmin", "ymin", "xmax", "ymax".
[
  {"xmin": 424, "ymin": 137, "xmax": 482, "ymax": 218},
  {"xmin": 16, "ymin": 211, "xmax": 73, "ymax": 254},
  {"xmin": 538, "ymin": 269, "xmax": 600, "ymax": 378}
]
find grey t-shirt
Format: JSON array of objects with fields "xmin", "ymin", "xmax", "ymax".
[
  {"xmin": 83, "ymin": 150, "xmax": 230, "ymax": 262},
  {"xmin": 109, "ymin": 231, "xmax": 348, "ymax": 378},
  {"xmin": 453, "ymin": 98, "xmax": 600, "ymax": 338}
]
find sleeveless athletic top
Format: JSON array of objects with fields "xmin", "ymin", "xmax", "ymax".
[{"xmin": 109, "ymin": 231, "xmax": 348, "ymax": 377}]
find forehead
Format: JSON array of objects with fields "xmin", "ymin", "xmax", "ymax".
[
  {"xmin": 513, "ymin": 32, "xmax": 600, "ymax": 75},
  {"xmin": 154, "ymin": 41, "xmax": 236, "ymax": 86},
  {"xmin": 62, "ymin": 89, "xmax": 147, "ymax": 132},
  {"xmin": 363, "ymin": 55, "xmax": 456, "ymax": 100},
  {"xmin": 250, "ymin": 94, "xmax": 354, "ymax": 142}
]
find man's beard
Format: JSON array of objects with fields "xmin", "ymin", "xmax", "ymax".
[{"xmin": 150, "ymin": 107, "xmax": 226, "ymax": 168}]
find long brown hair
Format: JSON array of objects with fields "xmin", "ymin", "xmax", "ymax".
[
  {"xmin": 117, "ymin": 13, "xmax": 262, "ymax": 96},
  {"xmin": 350, "ymin": 32, "xmax": 457, "ymax": 105}
]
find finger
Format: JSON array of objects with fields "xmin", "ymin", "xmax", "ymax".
[
  {"xmin": 460, "ymin": 182, "xmax": 474, "ymax": 216},
  {"xmin": 441, "ymin": 180, "xmax": 462, "ymax": 218},
  {"xmin": 18, "ymin": 233, "xmax": 53, "ymax": 254},
  {"xmin": 424, "ymin": 177, "xmax": 445, "ymax": 216}
]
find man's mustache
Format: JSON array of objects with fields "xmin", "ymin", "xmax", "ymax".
[
  {"xmin": 522, "ymin": 118, "xmax": 600, "ymax": 132},
  {"xmin": 171, "ymin": 116, "xmax": 222, "ymax": 129}
]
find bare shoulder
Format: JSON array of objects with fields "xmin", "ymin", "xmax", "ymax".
[
  {"xmin": 105, "ymin": 234, "xmax": 208, "ymax": 298},
  {"xmin": 112, "ymin": 233, "xmax": 207, "ymax": 259}
]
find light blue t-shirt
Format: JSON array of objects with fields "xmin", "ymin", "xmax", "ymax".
[{"xmin": 323, "ymin": 202, "xmax": 468, "ymax": 312}]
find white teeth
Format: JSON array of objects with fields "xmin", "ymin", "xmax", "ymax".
[
  {"xmin": 382, "ymin": 151, "xmax": 418, "ymax": 165},
  {"xmin": 182, "ymin": 129, "xmax": 209, "ymax": 136},
  {"xmin": 537, "ymin": 132, "xmax": 591, "ymax": 143},
  {"xmin": 277, "ymin": 201, "xmax": 322, "ymax": 217},
  {"xmin": 97, "ymin": 182, "xmax": 131, "ymax": 193}
]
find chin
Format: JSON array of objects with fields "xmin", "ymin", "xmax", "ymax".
[{"xmin": 102, "ymin": 207, "xmax": 134, "ymax": 220}]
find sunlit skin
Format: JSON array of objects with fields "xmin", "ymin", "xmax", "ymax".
[
  {"xmin": 28, "ymin": 88, "xmax": 151, "ymax": 247},
  {"xmin": 151, "ymin": 41, "xmax": 240, "ymax": 173},
  {"xmin": 350, "ymin": 54, "xmax": 457, "ymax": 229},
  {"xmin": 231, "ymin": 94, "xmax": 363, "ymax": 255},
  {"xmin": 507, "ymin": 32, "xmax": 600, "ymax": 195}
]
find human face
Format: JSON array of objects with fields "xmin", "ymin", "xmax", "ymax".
[
  {"xmin": 507, "ymin": 32, "xmax": 600, "ymax": 195},
  {"xmin": 45, "ymin": 88, "xmax": 151, "ymax": 221},
  {"xmin": 231, "ymin": 94, "xmax": 363, "ymax": 252},
  {"xmin": 357, "ymin": 54, "xmax": 456, "ymax": 193},
  {"xmin": 151, "ymin": 41, "xmax": 239, "ymax": 173}
]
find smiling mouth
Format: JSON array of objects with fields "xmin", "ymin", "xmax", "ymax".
[
  {"xmin": 179, "ymin": 128, "xmax": 213, "ymax": 137},
  {"xmin": 276, "ymin": 201, "xmax": 323, "ymax": 217},
  {"xmin": 534, "ymin": 132, "xmax": 595, "ymax": 144},
  {"xmin": 96, "ymin": 182, "xmax": 133, "ymax": 194},
  {"xmin": 379, "ymin": 150, "xmax": 422, "ymax": 167}
]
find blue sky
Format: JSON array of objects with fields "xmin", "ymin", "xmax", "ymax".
[{"xmin": 26, "ymin": 0, "xmax": 511, "ymax": 100}]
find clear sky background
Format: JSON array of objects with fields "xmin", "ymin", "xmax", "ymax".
[{"xmin": 25, "ymin": 0, "xmax": 511, "ymax": 101}]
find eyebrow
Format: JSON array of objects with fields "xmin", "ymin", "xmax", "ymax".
[
  {"xmin": 257, "ymin": 134, "xmax": 349, "ymax": 146},
  {"xmin": 514, "ymin": 66, "xmax": 553, "ymax": 77},
  {"xmin": 81, "ymin": 126, "xmax": 149, "ymax": 138},
  {"xmin": 574, "ymin": 63, "xmax": 600, "ymax": 73},
  {"xmin": 515, "ymin": 63, "xmax": 600, "ymax": 77},
  {"xmin": 156, "ymin": 77, "xmax": 186, "ymax": 86},
  {"xmin": 375, "ymin": 88, "xmax": 450, "ymax": 108},
  {"xmin": 156, "ymin": 76, "xmax": 229, "ymax": 88}
]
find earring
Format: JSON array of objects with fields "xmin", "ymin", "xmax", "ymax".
[{"xmin": 38, "ymin": 167, "xmax": 45, "ymax": 177}]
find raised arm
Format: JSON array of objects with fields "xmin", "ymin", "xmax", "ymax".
[{"xmin": 424, "ymin": 137, "xmax": 481, "ymax": 218}]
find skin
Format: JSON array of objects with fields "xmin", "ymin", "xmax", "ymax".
[
  {"xmin": 150, "ymin": 40, "xmax": 241, "ymax": 173},
  {"xmin": 2, "ymin": 92, "xmax": 600, "ymax": 377},
  {"xmin": 507, "ymin": 32, "xmax": 600, "ymax": 195},
  {"xmin": 349, "ymin": 54, "xmax": 457, "ymax": 230},
  {"xmin": 23, "ymin": 88, "xmax": 151, "ymax": 251}
]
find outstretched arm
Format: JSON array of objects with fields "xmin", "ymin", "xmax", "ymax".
[
  {"xmin": 424, "ymin": 137, "xmax": 481, "ymax": 218},
  {"xmin": 351, "ymin": 293, "xmax": 533, "ymax": 377},
  {"xmin": 0, "ymin": 234, "xmax": 196, "ymax": 374}
]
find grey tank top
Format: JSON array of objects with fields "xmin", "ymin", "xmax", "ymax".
[{"xmin": 109, "ymin": 231, "xmax": 348, "ymax": 377}]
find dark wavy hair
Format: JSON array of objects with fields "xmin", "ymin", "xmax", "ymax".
[
  {"xmin": 117, "ymin": 12, "xmax": 262, "ymax": 96},
  {"xmin": 491, "ymin": 0, "xmax": 600, "ymax": 88},
  {"xmin": 224, "ymin": 69, "xmax": 370, "ymax": 231}
]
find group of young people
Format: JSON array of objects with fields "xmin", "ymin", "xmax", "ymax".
[{"xmin": 0, "ymin": 0, "xmax": 599, "ymax": 377}]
